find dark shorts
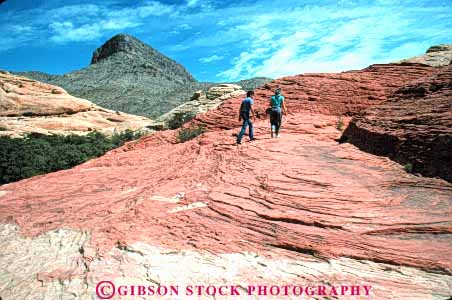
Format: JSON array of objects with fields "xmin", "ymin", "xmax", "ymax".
[{"xmin": 270, "ymin": 107, "xmax": 282, "ymax": 126}]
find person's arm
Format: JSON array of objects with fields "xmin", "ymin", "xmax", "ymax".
[
  {"xmin": 238, "ymin": 102, "xmax": 243, "ymax": 121},
  {"xmin": 250, "ymin": 105, "xmax": 255, "ymax": 120},
  {"xmin": 282, "ymin": 99, "xmax": 288, "ymax": 115}
]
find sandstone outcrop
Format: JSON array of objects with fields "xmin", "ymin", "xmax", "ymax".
[
  {"xmin": 1, "ymin": 113, "xmax": 451, "ymax": 299},
  {"xmin": 0, "ymin": 72, "xmax": 152, "ymax": 137},
  {"xmin": 341, "ymin": 64, "xmax": 452, "ymax": 182},
  {"xmin": 150, "ymin": 84, "xmax": 245, "ymax": 129},
  {"xmin": 0, "ymin": 62, "xmax": 451, "ymax": 299},
  {"xmin": 192, "ymin": 63, "xmax": 435, "ymax": 130},
  {"xmin": 206, "ymin": 83, "xmax": 243, "ymax": 99},
  {"xmin": 399, "ymin": 44, "xmax": 452, "ymax": 67}
]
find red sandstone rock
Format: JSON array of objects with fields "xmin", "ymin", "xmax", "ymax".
[
  {"xmin": 193, "ymin": 63, "xmax": 435, "ymax": 130},
  {"xmin": 0, "ymin": 63, "xmax": 450, "ymax": 299},
  {"xmin": 342, "ymin": 64, "xmax": 452, "ymax": 182}
]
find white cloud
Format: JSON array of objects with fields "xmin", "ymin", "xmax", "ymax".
[
  {"xmin": 136, "ymin": 1, "xmax": 174, "ymax": 18},
  {"xmin": 46, "ymin": 1, "xmax": 175, "ymax": 43},
  {"xmin": 187, "ymin": 0, "xmax": 199, "ymax": 7},
  {"xmin": 214, "ymin": 2, "xmax": 451, "ymax": 80},
  {"xmin": 49, "ymin": 21, "xmax": 102, "ymax": 43},
  {"xmin": 199, "ymin": 54, "xmax": 224, "ymax": 63},
  {"xmin": 179, "ymin": 23, "xmax": 192, "ymax": 30}
]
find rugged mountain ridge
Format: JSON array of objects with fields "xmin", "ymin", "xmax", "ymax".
[{"xmin": 16, "ymin": 34, "xmax": 271, "ymax": 119}]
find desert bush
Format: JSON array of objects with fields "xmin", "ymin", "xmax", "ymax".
[
  {"xmin": 0, "ymin": 129, "xmax": 144, "ymax": 185},
  {"xmin": 336, "ymin": 116, "xmax": 344, "ymax": 131},
  {"xmin": 177, "ymin": 125, "xmax": 206, "ymax": 143},
  {"xmin": 403, "ymin": 163, "xmax": 413, "ymax": 173}
]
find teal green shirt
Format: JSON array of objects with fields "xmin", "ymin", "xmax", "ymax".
[{"xmin": 271, "ymin": 95, "xmax": 284, "ymax": 108}]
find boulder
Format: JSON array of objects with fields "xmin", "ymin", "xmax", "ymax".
[
  {"xmin": 341, "ymin": 64, "xmax": 452, "ymax": 182},
  {"xmin": 206, "ymin": 83, "xmax": 243, "ymax": 99},
  {"xmin": 152, "ymin": 86, "xmax": 246, "ymax": 129},
  {"xmin": 399, "ymin": 44, "xmax": 452, "ymax": 67}
]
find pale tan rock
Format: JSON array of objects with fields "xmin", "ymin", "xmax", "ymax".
[
  {"xmin": 150, "ymin": 86, "xmax": 246, "ymax": 129},
  {"xmin": 0, "ymin": 224, "xmax": 450, "ymax": 300},
  {"xmin": 0, "ymin": 72, "xmax": 153, "ymax": 136},
  {"xmin": 398, "ymin": 44, "xmax": 452, "ymax": 67},
  {"xmin": 206, "ymin": 83, "xmax": 243, "ymax": 99}
]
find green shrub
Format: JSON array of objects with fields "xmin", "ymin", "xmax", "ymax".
[
  {"xmin": 336, "ymin": 116, "xmax": 344, "ymax": 131},
  {"xmin": 404, "ymin": 163, "xmax": 413, "ymax": 173},
  {"xmin": 0, "ymin": 129, "xmax": 144, "ymax": 185},
  {"xmin": 0, "ymin": 126, "xmax": 7, "ymax": 131},
  {"xmin": 177, "ymin": 126, "xmax": 206, "ymax": 143}
]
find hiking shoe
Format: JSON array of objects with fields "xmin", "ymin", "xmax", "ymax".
[
  {"xmin": 250, "ymin": 138, "xmax": 256, "ymax": 142},
  {"xmin": 271, "ymin": 130, "xmax": 274, "ymax": 138},
  {"xmin": 275, "ymin": 134, "xmax": 280, "ymax": 138}
]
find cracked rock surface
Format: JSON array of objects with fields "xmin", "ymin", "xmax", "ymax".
[{"xmin": 0, "ymin": 62, "xmax": 450, "ymax": 300}]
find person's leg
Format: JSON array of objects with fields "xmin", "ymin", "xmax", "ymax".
[
  {"xmin": 237, "ymin": 118, "xmax": 248, "ymax": 144},
  {"xmin": 275, "ymin": 109, "xmax": 282, "ymax": 137},
  {"xmin": 270, "ymin": 110, "xmax": 276, "ymax": 138},
  {"xmin": 248, "ymin": 119, "xmax": 254, "ymax": 140}
]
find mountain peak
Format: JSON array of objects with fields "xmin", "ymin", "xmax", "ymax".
[{"xmin": 90, "ymin": 33, "xmax": 153, "ymax": 64}]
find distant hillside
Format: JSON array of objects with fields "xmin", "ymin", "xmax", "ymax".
[{"xmin": 16, "ymin": 34, "xmax": 271, "ymax": 119}]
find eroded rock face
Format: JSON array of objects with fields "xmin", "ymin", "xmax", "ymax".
[
  {"xmin": 193, "ymin": 63, "xmax": 435, "ymax": 130},
  {"xmin": 399, "ymin": 44, "xmax": 452, "ymax": 67},
  {"xmin": 1, "ymin": 112, "xmax": 451, "ymax": 299},
  {"xmin": 341, "ymin": 64, "xmax": 452, "ymax": 182},
  {"xmin": 0, "ymin": 72, "xmax": 94, "ymax": 117},
  {"xmin": 0, "ymin": 62, "xmax": 450, "ymax": 299},
  {"xmin": 150, "ymin": 85, "xmax": 246, "ymax": 130},
  {"xmin": 206, "ymin": 84, "xmax": 243, "ymax": 99},
  {"xmin": 0, "ymin": 72, "xmax": 152, "ymax": 137}
]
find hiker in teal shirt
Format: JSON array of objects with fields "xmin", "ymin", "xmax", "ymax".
[{"xmin": 269, "ymin": 88, "xmax": 288, "ymax": 138}]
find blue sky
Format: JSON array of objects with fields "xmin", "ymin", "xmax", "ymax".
[{"xmin": 0, "ymin": 0, "xmax": 451, "ymax": 82}]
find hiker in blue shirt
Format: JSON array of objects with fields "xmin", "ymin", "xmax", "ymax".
[
  {"xmin": 236, "ymin": 91, "xmax": 256, "ymax": 144},
  {"xmin": 269, "ymin": 88, "xmax": 288, "ymax": 138}
]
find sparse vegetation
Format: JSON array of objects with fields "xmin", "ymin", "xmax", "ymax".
[
  {"xmin": 177, "ymin": 125, "xmax": 206, "ymax": 143},
  {"xmin": 257, "ymin": 175, "xmax": 269, "ymax": 191},
  {"xmin": 0, "ymin": 130, "xmax": 144, "ymax": 185},
  {"xmin": 404, "ymin": 163, "xmax": 413, "ymax": 173},
  {"xmin": 336, "ymin": 116, "xmax": 344, "ymax": 131},
  {"xmin": 0, "ymin": 126, "xmax": 7, "ymax": 131}
]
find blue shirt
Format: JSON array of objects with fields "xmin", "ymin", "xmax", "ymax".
[{"xmin": 240, "ymin": 97, "xmax": 254, "ymax": 114}]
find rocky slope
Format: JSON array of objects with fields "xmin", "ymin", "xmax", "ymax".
[
  {"xmin": 399, "ymin": 44, "xmax": 452, "ymax": 67},
  {"xmin": 16, "ymin": 34, "xmax": 271, "ymax": 119},
  {"xmin": 341, "ymin": 63, "xmax": 452, "ymax": 182},
  {"xmin": 0, "ymin": 71, "xmax": 152, "ymax": 137},
  {"xmin": 1, "ymin": 62, "xmax": 451, "ymax": 300},
  {"xmin": 151, "ymin": 84, "xmax": 245, "ymax": 130},
  {"xmin": 192, "ymin": 63, "xmax": 435, "ymax": 130}
]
